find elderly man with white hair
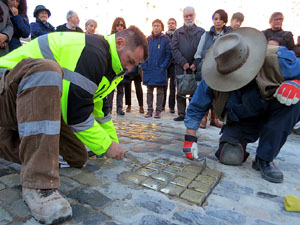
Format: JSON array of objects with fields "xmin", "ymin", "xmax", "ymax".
[
  {"xmin": 171, "ymin": 6, "xmax": 205, "ymax": 121},
  {"xmin": 56, "ymin": 10, "xmax": 83, "ymax": 32}
]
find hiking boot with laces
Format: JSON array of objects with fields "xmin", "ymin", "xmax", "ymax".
[{"xmin": 23, "ymin": 187, "xmax": 72, "ymax": 224}]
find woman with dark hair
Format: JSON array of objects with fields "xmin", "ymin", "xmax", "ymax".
[
  {"xmin": 106, "ymin": 17, "xmax": 127, "ymax": 115},
  {"xmin": 194, "ymin": 9, "xmax": 232, "ymax": 128},
  {"xmin": 142, "ymin": 19, "xmax": 171, "ymax": 119},
  {"xmin": 6, "ymin": 0, "xmax": 30, "ymax": 51}
]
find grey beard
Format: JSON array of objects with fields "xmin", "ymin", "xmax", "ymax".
[{"xmin": 184, "ymin": 21, "xmax": 194, "ymax": 27}]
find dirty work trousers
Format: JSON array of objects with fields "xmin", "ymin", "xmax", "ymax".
[
  {"xmin": 217, "ymin": 100, "xmax": 300, "ymax": 162},
  {"xmin": 0, "ymin": 58, "xmax": 88, "ymax": 189}
]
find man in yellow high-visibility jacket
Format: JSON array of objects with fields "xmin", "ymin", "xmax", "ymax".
[{"xmin": 0, "ymin": 26, "xmax": 148, "ymax": 224}]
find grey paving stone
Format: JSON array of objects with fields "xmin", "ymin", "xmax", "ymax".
[
  {"xmin": 9, "ymin": 222, "xmax": 28, "ymax": 225},
  {"xmin": 0, "ymin": 206, "xmax": 12, "ymax": 224},
  {"xmin": 134, "ymin": 194, "xmax": 176, "ymax": 214},
  {"xmin": 68, "ymin": 188, "xmax": 111, "ymax": 207},
  {"xmin": 72, "ymin": 171, "xmax": 104, "ymax": 186},
  {"xmin": 59, "ymin": 167, "xmax": 82, "ymax": 177},
  {"xmin": 172, "ymin": 210, "xmax": 204, "ymax": 225},
  {"xmin": 71, "ymin": 204, "xmax": 107, "ymax": 225},
  {"xmin": 138, "ymin": 215, "xmax": 179, "ymax": 225},
  {"xmin": 218, "ymin": 181, "xmax": 254, "ymax": 195},
  {"xmin": 0, "ymin": 182, "xmax": 5, "ymax": 190},
  {"xmin": 212, "ymin": 185, "xmax": 241, "ymax": 201},
  {"xmin": 172, "ymin": 211, "xmax": 227, "ymax": 225},
  {"xmin": 256, "ymin": 191, "xmax": 285, "ymax": 203},
  {"xmin": 0, "ymin": 173, "xmax": 20, "ymax": 187},
  {"xmin": 103, "ymin": 222, "xmax": 121, "ymax": 225},
  {"xmin": 277, "ymin": 164, "xmax": 299, "ymax": 172},
  {"xmin": 102, "ymin": 200, "xmax": 147, "ymax": 223},
  {"xmin": 0, "ymin": 166, "xmax": 16, "ymax": 177},
  {"xmin": 205, "ymin": 208, "xmax": 247, "ymax": 224},
  {"xmin": 7, "ymin": 163, "xmax": 21, "ymax": 172},
  {"xmin": 0, "ymin": 188, "xmax": 21, "ymax": 204},
  {"xmin": 22, "ymin": 218, "xmax": 41, "ymax": 225},
  {"xmin": 59, "ymin": 176, "xmax": 81, "ymax": 194},
  {"xmin": 253, "ymin": 219, "xmax": 279, "ymax": 225},
  {"xmin": 9, "ymin": 199, "xmax": 31, "ymax": 219}
]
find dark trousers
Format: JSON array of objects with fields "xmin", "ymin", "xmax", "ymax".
[
  {"xmin": 176, "ymin": 94, "xmax": 192, "ymax": 117},
  {"xmin": 162, "ymin": 74, "xmax": 176, "ymax": 110},
  {"xmin": 146, "ymin": 86, "xmax": 164, "ymax": 113},
  {"xmin": 0, "ymin": 58, "xmax": 87, "ymax": 189},
  {"xmin": 125, "ymin": 77, "xmax": 143, "ymax": 107},
  {"xmin": 107, "ymin": 83, "xmax": 126, "ymax": 112},
  {"xmin": 218, "ymin": 100, "xmax": 300, "ymax": 162}
]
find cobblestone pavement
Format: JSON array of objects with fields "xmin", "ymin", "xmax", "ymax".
[{"xmin": 1, "ymin": 94, "xmax": 300, "ymax": 225}]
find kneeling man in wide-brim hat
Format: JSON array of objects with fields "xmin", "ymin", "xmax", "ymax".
[{"xmin": 183, "ymin": 27, "xmax": 300, "ymax": 183}]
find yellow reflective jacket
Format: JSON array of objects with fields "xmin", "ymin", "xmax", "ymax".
[{"xmin": 0, "ymin": 32, "xmax": 124, "ymax": 155}]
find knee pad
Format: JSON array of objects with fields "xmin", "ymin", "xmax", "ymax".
[{"xmin": 215, "ymin": 142, "xmax": 249, "ymax": 166}]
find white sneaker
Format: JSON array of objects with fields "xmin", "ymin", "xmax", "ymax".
[
  {"xmin": 22, "ymin": 187, "xmax": 72, "ymax": 224},
  {"xmin": 59, "ymin": 155, "xmax": 70, "ymax": 168}
]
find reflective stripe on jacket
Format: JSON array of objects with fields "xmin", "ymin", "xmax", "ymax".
[{"xmin": 0, "ymin": 32, "xmax": 124, "ymax": 155}]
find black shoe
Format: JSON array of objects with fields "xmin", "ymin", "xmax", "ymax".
[
  {"xmin": 170, "ymin": 109, "xmax": 175, "ymax": 114},
  {"xmin": 117, "ymin": 110, "xmax": 125, "ymax": 115},
  {"xmin": 252, "ymin": 157, "xmax": 283, "ymax": 183},
  {"xmin": 174, "ymin": 116, "xmax": 184, "ymax": 121}
]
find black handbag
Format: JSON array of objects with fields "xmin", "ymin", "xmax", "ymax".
[{"xmin": 176, "ymin": 71, "xmax": 197, "ymax": 97}]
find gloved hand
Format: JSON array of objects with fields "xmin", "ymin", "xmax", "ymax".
[
  {"xmin": 274, "ymin": 80, "xmax": 300, "ymax": 106},
  {"xmin": 183, "ymin": 135, "xmax": 198, "ymax": 160}
]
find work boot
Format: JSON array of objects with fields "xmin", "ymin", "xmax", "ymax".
[
  {"xmin": 154, "ymin": 111, "xmax": 161, "ymax": 119},
  {"xmin": 126, "ymin": 105, "xmax": 131, "ymax": 112},
  {"xmin": 139, "ymin": 106, "xmax": 144, "ymax": 114},
  {"xmin": 252, "ymin": 157, "xmax": 283, "ymax": 183},
  {"xmin": 200, "ymin": 112, "xmax": 209, "ymax": 129},
  {"xmin": 23, "ymin": 188, "xmax": 72, "ymax": 224},
  {"xmin": 145, "ymin": 111, "xmax": 152, "ymax": 118},
  {"xmin": 210, "ymin": 111, "xmax": 222, "ymax": 128},
  {"xmin": 174, "ymin": 116, "xmax": 184, "ymax": 121}
]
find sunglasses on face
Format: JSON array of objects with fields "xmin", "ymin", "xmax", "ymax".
[{"xmin": 117, "ymin": 23, "xmax": 124, "ymax": 27}]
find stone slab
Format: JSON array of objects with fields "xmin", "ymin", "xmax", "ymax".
[
  {"xmin": 180, "ymin": 189, "xmax": 206, "ymax": 205},
  {"xmin": 160, "ymin": 183, "xmax": 185, "ymax": 196}
]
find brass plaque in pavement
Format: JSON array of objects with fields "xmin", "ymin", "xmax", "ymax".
[
  {"xmin": 137, "ymin": 168, "xmax": 156, "ymax": 177},
  {"xmin": 126, "ymin": 174, "xmax": 147, "ymax": 184},
  {"xmin": 170, "ymin": 176, "xmax": 191, "ymax": 187},
  {"xmin": 151, "ymin": 172, "xmax": 173, "ymax": 182},
  {"xmin": 201, "ymin": 168, "xmax": 222, "ymax": 178},
  {"xmin": 180, "ymin": 189, "xmax": 206, "ymax": 204},
  {"xmin": 195, "ymin": 174, "xmax": 216, "ymax": 184},
  {"xmin": 188, "ymin": 180, "xmax": 211, "ymax": 193},
  {"xmin": 163, "ymin": 167, "xmax": 179, "ymax": 174},
  {"xmin": 125, "ymin": 158, "xmax": 222, "ymax": 206},
  {"xmin": 160, "ymin": 183, "xmax": 185, "ymax": 196},
  {"xmin": 177, "ymin": 170, "xmax": 198, "ymax": 180},
  {"xmin": 141, "ymin": 178, "xmax": 164, "ymax": 191},
  {"xmin": 145, "ymin": 163, "xmax": 163, "ymax": 171}
]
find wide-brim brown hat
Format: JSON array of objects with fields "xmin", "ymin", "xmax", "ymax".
[{"xmin": 202, "ymin": 27, "xmax": 267, "ymax": 92}]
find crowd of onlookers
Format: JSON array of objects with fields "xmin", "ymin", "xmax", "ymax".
[{"xmin": 1, "ymin": 1, "xmax": 300, "ymax": 123}]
